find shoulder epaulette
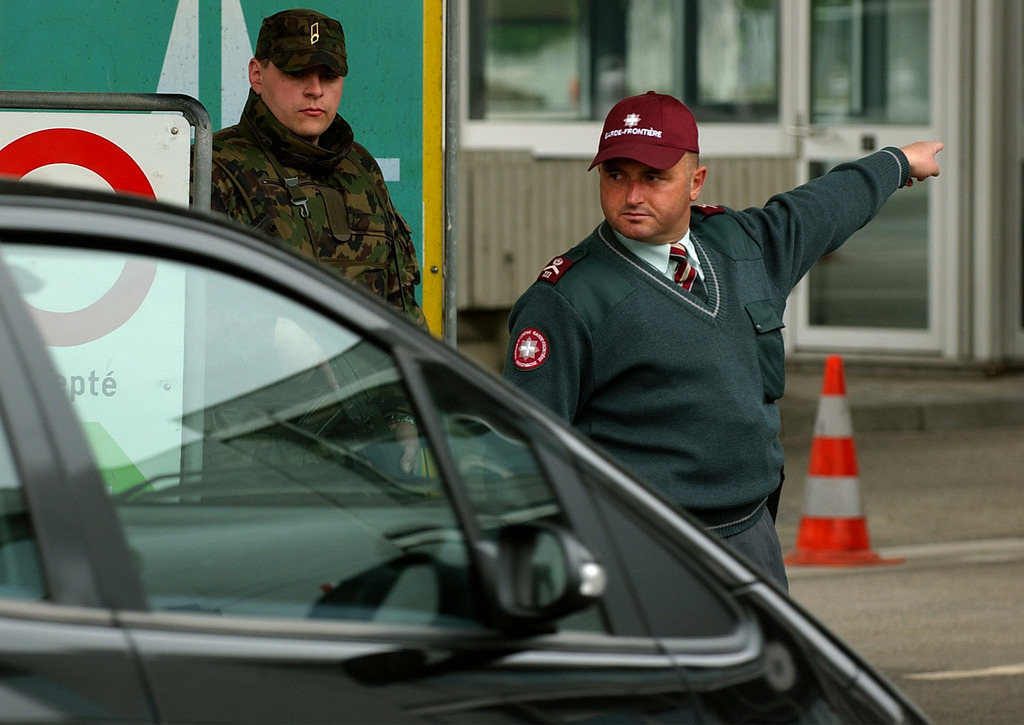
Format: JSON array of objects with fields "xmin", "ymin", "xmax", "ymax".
[
  {"xmin": 536, "ymin": 246, "xmax": 588, "ymax": 284},
  {"xmin": 690, "ymin": 204, "xmax": 761, "ymax": 260},
  {"xmin": 689, "ymin": 204, "xmax": 728, "ymax": 231}
]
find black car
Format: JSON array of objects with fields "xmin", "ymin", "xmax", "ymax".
[{"xmin": 0, "ymin": 181, "xmax": 928, "ymax": 723}]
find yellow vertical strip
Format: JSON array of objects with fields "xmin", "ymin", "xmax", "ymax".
[{"xmin": 422, "ymin": 0, "xmax": 445, "ymax": 337}]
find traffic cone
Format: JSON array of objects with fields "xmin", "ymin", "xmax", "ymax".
[{"xmin": 785, "ymin": 356, "xmax": 902, "ymax": 567}]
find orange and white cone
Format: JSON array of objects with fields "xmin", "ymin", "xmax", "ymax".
[{"xmin": 785, "ymin": 356, "xmax": 902, "ymax": 567}]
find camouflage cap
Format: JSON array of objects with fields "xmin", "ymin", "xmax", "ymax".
[{"xmin": 255, "ymin": 9, "xmax": 348, "ymax": 76}]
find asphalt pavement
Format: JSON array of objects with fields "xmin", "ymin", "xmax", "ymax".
[{"xmin": 774, "ymin": 357, "xmax": 1024, "ymax": 723}]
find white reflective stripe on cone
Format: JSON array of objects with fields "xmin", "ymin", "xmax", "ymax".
[
  {"xmin": 801, "ymin": 475, "xmax": 865, "ymax": 517},
  {"xmin": 812, "ymin": 395, "xmax": 854, "ymax": 438}
]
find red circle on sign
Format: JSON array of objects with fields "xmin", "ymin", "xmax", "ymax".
[
  {"xmin": 0, "ymin": 128, "xmax": 155, "ymax": 197},
  {"xmin": 0, "ymin": 128, "xmax": 158, "ymax": 347}
]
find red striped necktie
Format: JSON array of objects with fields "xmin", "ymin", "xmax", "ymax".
[{"xmin": 669, "ymin": 244, "xmax": 706, "ymax": 300}]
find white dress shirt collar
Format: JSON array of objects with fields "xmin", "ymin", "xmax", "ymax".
[{"xmin": 613, "ymin": 228, "xmax": 703, "ymax": 280}]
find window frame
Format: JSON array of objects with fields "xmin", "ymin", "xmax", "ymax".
[
  {"xmin": 398, "ymin": 351, "xmax": 620, "ymax": 631},
  {"xmin": 459, "ymin": 0, "xmax": 797, "ymax": 159}
]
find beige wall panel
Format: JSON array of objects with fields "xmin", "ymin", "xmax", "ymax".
[{"xmin": 458, "ymin": 151, "xmax": 797, "ymax": 310}]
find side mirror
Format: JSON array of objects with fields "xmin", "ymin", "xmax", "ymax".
[{"xmin": 488, "ymin": 521, "xmax": 606, "ymax": 631}]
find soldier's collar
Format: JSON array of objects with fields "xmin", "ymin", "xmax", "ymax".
[{"xmin": 243, "ymin": 90, "xmax": 353, "ymax": 169}]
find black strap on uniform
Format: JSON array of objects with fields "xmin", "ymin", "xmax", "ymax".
[{"xmin": 240, "ymin": 114, "xmax": 311, "ymax": 219}]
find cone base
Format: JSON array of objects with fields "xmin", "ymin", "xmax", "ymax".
[{"xmin": 784, "ymin": 516, "xmax": 904, "ymax": 567}]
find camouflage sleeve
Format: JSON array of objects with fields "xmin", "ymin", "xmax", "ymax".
[
  {"xmin": 351, "ymin": 143, "xmax": 428, "ymax": 330},
  {"xmin": 211, "ymin": 127, "xmax": 268, "ymax": 230},
  {"xmin": 211, "ymin": 156, "xmax": 257, "ymax": 227}
]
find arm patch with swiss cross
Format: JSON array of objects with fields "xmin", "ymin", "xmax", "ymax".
[{"xmin": 512, "ymin": 327, "xmax": 549, "ymax": 370}]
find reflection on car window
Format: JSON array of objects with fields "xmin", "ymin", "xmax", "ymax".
[
  {"xmin": 4, "ymin": 244, "xmax": 482, "ymax": 626},
  {"xmin": 0, "ymin": 416, "xmax": 45, "ymax": 600}
]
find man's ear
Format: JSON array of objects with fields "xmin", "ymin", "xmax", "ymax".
[
  {"xmin": 689, "ymin": 165, "xmax": 708, "ymax": 202},
  {"xmin": 248, "ymin": 58, "xmax": 263, "ymax": 94}
]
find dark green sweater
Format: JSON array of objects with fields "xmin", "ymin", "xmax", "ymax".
[{"xmin": 503, "ymin": 148, "xmax": 911, "ymax": 535}]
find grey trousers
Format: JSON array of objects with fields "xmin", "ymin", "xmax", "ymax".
[{"xmin": 723, "ymin": 505, "xmax": 790, "ymax": 592}]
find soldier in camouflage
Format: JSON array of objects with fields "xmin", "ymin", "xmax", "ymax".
[{"xmin": 211, "ymin": 8, "xmax": 426, "ymax": 328}]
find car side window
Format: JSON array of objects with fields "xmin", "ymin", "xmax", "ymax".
[
  {"xmin": 0, "ymin": 417, "xmax": 45, "ymax": 600},
  {"xmin": 417, "ymin": 364, "xmax": 608, "ymax": 633},
  {"xmin": 5, "ymin": 243, "xmax": 485, "ymax": 625}
]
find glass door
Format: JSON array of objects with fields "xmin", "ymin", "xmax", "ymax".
[
  {"xmin": 1012, "ymin": 3, "xmax": 1024, "ymax": 358},
  {"xmin": 789, "ymin": 0, "xmax": 946, "ymax": 354}
]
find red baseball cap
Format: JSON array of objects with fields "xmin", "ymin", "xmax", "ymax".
[{"xmin": 589, "ymin": 91, "xmax": 700, "ymax": 170}]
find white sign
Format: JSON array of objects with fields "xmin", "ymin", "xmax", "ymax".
[
  {"xmin": 10, "ymin": 248, "xmax": 188, "ymax": 490},
  {"xmin": 0, "ymin": 111, "xmax": 191, "ymax": 205},
  {"xmin": 0, "ymin": 111, "xmax": 191, "ymax": 489}
]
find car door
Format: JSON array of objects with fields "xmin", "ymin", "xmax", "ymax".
[{"xmin": 0, "ymin": 190, "xmax": 699, "ymax": 723}]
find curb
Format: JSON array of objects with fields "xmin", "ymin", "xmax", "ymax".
[{"xmin": 778, "ymin": 366, "xmax": 1024, "ymax": 442}]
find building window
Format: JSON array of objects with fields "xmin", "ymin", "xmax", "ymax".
[
  {"xmin": 811, "ymin": 0, "xmax": 930, "ymax": 125},
  {"xmin": 469, "ymin": 0, "xmax": 779, "ymax": 123},
  {"xmin": 807, "ymin": 161, "xmax": 930, "ymax": 329}
]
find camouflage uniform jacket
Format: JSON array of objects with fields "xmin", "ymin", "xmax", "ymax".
[{"xmin": 211, "ymin": 91, "xmax": 426, "ymax": 328}]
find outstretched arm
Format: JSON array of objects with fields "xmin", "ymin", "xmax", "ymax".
[{"xmin": 900, "ymin": 141, "xmax": 943, "ymax": 187}]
